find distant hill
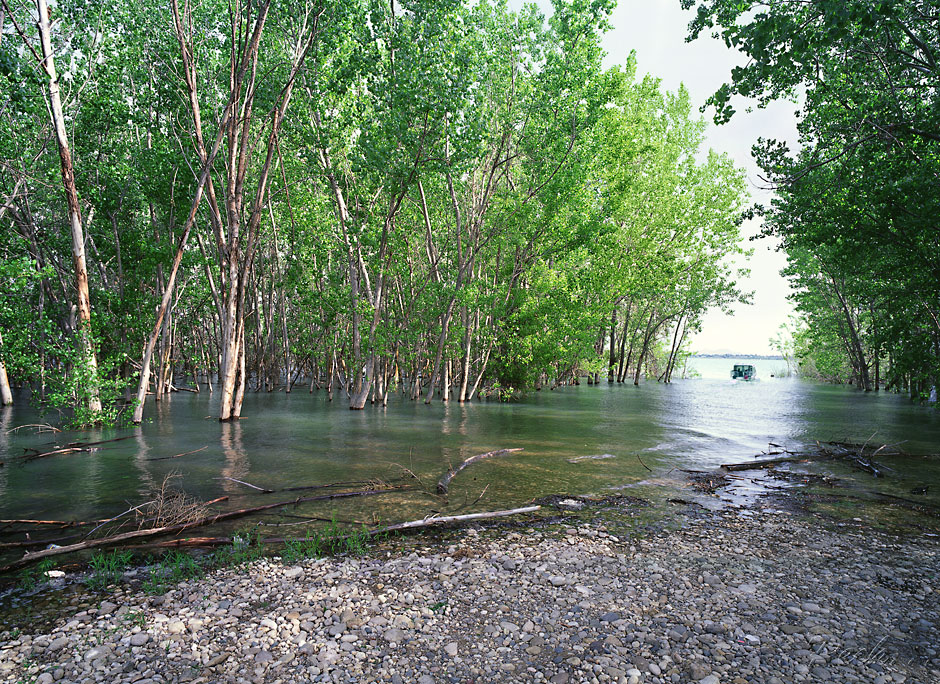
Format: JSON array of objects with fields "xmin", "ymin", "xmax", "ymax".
[{"xmin": 692, "ymin": 353, "xmax": 785, "ymax": 360}]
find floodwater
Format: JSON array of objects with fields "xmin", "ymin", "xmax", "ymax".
[{"xmin": 1, "ymin": 356, "xmax": 939, "ymax": 548}]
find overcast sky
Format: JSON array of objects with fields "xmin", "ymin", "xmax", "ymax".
[{"xmin": 513, "ymin": 0, "xmax": 801, "ymax": 355}]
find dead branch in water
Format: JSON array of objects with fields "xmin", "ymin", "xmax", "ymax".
[
  {"xmin": 437, "ymin": 448, "xmax": 523, "ymax": 494},
  {"xmin": 146, "ymin": 446, "xmax": 208, "ymax": 461},
  {"xmin": 217, "ymin": 476, "xmax": 402, "ymax": 496},
  {"xmin": 0, "ymin": 518, "xmax": 97, "ymax": 527},
  {"xmin": 723, "ymin": 440, "xmax": 906, "ymax": 478},
  {"xmin": 0, "ymin": 485, "xmax": 412, "ymax": 572},
  {"xmin": 217, "ymin": 476, "xmax": 274, "ymax": 493},
  {"xmin": 13, "ymin": 436, "xmax": 134, "ymax": 463},
  {"xmin": 280, "ymin": 480, "xmax": 388, "ymax": 494},
  {"xmin": 722, "ymin": 456, "xmax": 810, "ymax": 471},
  {"xmin": 5, "ymin": 423, "xmax": 60, "ymax": 434},
  {"xmin": 815, "ymin": 441, "xmax": 891, "ymax": 477}
]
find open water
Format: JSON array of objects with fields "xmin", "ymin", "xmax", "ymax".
[{"xmin": 1, "ymin": 356, "xmax": 938, "ymax": 544}]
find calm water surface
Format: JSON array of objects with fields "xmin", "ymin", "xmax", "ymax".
[{"xmin": 1, "ymin": 357, "xmax": 938, "ymax": 536}]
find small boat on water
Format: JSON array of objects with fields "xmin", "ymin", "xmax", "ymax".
[{"xmin": 731, "ymin": 364, "xmax": 757, "ymax": 381}]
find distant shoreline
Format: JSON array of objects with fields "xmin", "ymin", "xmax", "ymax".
[{"xmin": 691, "ymin": 353, "xmax": 785, "ymax": 360}]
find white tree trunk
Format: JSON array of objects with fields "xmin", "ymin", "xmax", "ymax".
[
  {"xmin": 37, "ymin": 0, "xmax": 102, "ymax": 416},
  {"xmin": 0, "ymin": 330, "xmax": 12, "ymax": 406}
]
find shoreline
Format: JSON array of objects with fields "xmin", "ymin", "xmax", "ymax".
[{"xmin": 1, "ymin": 479, "xmax": 938, "ymax": 684}]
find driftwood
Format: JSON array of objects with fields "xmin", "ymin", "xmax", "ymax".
[
  {"xmin": 63, "ymin": 436, "xmax": 134, "ymax": 449},
  {"xmin": 722, "ymin": 456, "xmax": 809, "ymax": 471},
  {"xmin": 16, "ymin": 436, "xmax": 134, "ymax": 463},
  {"xmin": 814, "ymin": 441, "xmax": 890, "ymax": 478},
  {"xmin": 280, "ymin": 480, "xmax": 394, "ymax": 494},
  {"xmin": 723, "ymin": 439, "xmax": 899, "ymax": 477},
  {"xmin": 6, "ymin": 423, "xmax": 61, "ymax": 434},
  {"xmin": 146, "ymin": 446, "xmax": 208, "ymax": 461},
  {"xmin": 0, "ymin": 485, "xmax": 411, "ymax": 573},
  {"xmin": 0, "ymin": 535, "xmax": 83, "ymax": 549},
  {"xmin": 376, "ymin": 505, "xmax": 540, "ymax": 534},
  {"xmin": 265, "ymin": 505, "xmax": 543, "ymax": 544},
  {"xmin": 217, "ymin": 476, "xmax": 274, "ymax": 493},
  {"xmin": 216, "ymin": 477, "xmax": 397, "ymax": 495},
  {"xmin": 57, "ymin": 506, "xmax": 543, "ymax": 554},
  {"xmin": 0, "ymin": 518, "xmax": 98, "ymax": 526},
  {"xmin": 437, "ymin": 448, "xmax": 523, "ymax": 494}
]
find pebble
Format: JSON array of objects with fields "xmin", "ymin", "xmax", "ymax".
[{"xmin": 0, "ymin": 507, "xmax": 936, "ymax": 684}]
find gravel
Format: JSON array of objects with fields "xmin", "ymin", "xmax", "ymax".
[{"xmin": 0, "ymin": 506, "xmax": 937, "ymax": 683}]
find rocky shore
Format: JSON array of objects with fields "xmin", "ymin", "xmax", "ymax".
[{"xmin": 1, "ymin": 501, "xmax": 938, "ymax": 684}]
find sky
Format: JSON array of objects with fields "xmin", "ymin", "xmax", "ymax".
[{"xmin": 515, "ymin": 0, "xmax": 802, "ymax": 355}]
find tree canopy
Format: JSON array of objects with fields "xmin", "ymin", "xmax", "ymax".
[
  {"xmin": 0, "ymin": 0, "xmax": 749, "ymax": 424},
  {"xmin": 685, "ymin": 0, "xmax": 940, "ymax": 397}
]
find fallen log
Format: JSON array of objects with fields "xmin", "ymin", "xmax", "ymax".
[
  {"xmin": 21, "ymin": 447, "xmax": 88, "ymax": 461},
  {"xmin": 0, "ymin": 535, "xmax": 83, "ymax": 549},
  {"xmin": 721, "ymin": 456, "xmax": 810, "ymax": 471},
  {"xmin": 134, "ymin": 506, "xmax": 544, "ymax": 550},
  {"xmin": 65, "ymin": 436, "xmax": 134, "ymax": 449},
  {"xmin": 267, "ymin": 505, "xmax": 543, "ymax": 544},
  {"xmin": 0, "ymin": 518, "xmax": 96, "ymax": 526},
  {"xmin": 6, "ymin": 423, "xmax": 60, "ymax": 434},
  {"xmin": 437, "ymin": 448, "xmax": 523, "ymax": 494},
  {"xmin": 815, "ymin": 442, "xmax": 887, "ymax": 477},
  {"xmin": 20, "ymin": 436, "xmax": 134, "ymax": 461},
  {"xmin": 368, "ymin": 505, "xmax": 541, "ymax": 535},
  {"xmin": 0, "ymin": 486, "xmax": 411, "ymax": 573}
]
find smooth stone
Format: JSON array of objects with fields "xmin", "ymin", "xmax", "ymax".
[
  {"xmin": 384, "ymin": 628, "xmax": 406, "ymax": 643},
  {"xmin": 129, "ymin": 633, "xmax": 150, "ymax": 647},
  {"xmin": 83, "ymin": 646, "xmax": 111, "ymax": 661},
  {"xmin": 47, "ymin": 637, "xmax": 69, "ymax": 651}
]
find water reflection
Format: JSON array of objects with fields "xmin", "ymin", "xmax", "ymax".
[
  {"xmin": 0, "ymin": 407, "xmax": 11, "ymax": 497},
  {"xmin": 132, "ymin": 426, "xmax": 157, "ymax": 498},
  {"xmin": 220, "ymin": 421, "xmax": 249, "ymax": 494},
  {"xmin": 0, "ymin": 375, "xmax": 937, "ymax": 526}
]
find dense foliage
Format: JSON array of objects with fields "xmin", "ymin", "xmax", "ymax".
[
  {"xmin": 685, "ymin": 0, "xmax": 940, "ymax": 398},
  {"xmin": 0, "ymin": 0, "xmax": 748, "ymax": 424}
]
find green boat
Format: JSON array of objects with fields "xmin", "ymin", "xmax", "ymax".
[{"xmin": 731, "ymin": 364, "xmax": 756, "ymax": 381}]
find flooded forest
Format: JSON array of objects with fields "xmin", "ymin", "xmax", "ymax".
[{"xmin": 0, "ymin": 0, "xmax": 755, "ymax": 427}]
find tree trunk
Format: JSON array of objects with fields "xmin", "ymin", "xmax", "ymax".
[
  {"xmin": 131, "ymin": 118, "xmax": 232, "ymax": 423},
  {"xmin": 616, "ymin": 300, "xmax": 632, "ymax": 382},
  {"xmin": 0, "ymin": 330, "xmax": 12, "ymax": 406},
  {"xmin": 634, "ymin": 311, "xmax": 656, "ymax": 386},
  {"xmin": 457, "ymin": 307, "xmax": 474, "ymax": 402},
  {"xmin": 36, "ymin": 0, "xmax": 102, "ymax": 416},
  {"xmin": 607, "ymin": 306, "xmax": 617, "ymax": 382}
]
